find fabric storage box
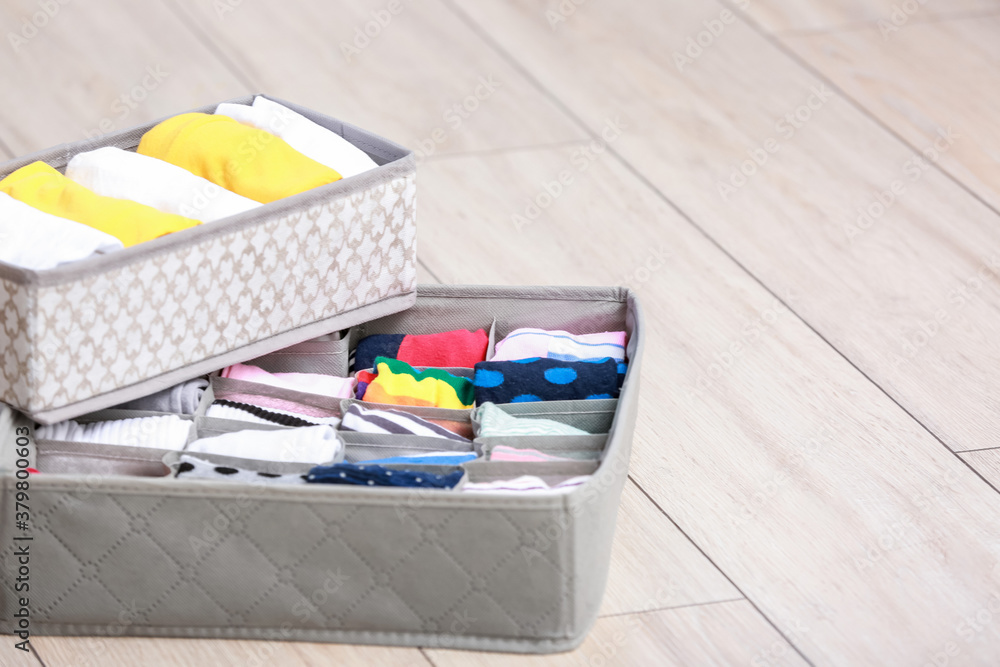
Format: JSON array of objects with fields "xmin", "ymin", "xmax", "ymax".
[
  {"xmin": 0, "ymin": 284, "xmax": 642, "ymax": 653},
  {"xmin": 0, "ymin": 94, "xmax": 417, "ymax": 425}
]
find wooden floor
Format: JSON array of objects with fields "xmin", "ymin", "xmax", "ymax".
[{"xmin": 2, "ymin": 0, "xmax": 1000, "ymax": 664}]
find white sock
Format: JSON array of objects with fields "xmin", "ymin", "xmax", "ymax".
[
  {"xmin": 185, "ymin": 424, "xmax": 341, "ymax": 465},
  {"xmin": 215, "ymin": 97, "xmax": 379, "ymax": 178},
  {"xmin": 65, "ymin": 147, "xmax": 261, "ymax": 222}
]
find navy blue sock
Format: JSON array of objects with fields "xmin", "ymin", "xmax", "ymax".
[
  {"xmin": 353, "ymin": 334, "xmax": 405, "ymax": 371},
  {"xmin": 473, "ymin": 357, "xmax": 619, "ymax": 404}
]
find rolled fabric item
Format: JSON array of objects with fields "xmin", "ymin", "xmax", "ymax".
[
  {"xmin": 0, "ymin": 161, "xmax": 200, "ymax": 247},
  {"xmin": 358, "ymin": 452, "xmax": 478, "ymax": 466},
  {"xmin": 306, "ymin": 462, "xmax": 464, "ymax": 489},
  {"xmin": 0, "ymin": 191, "xmax": 123, "ymax": 270},
  {"xmin": 137, "ymin": 112, "xmax": 342, "ymax": 204},
  {"xmin": 340, "ymin": 404, "xmax": 470, "ymax": 442},
  {"xmin": 492, "ymin": 328, "xmax": 628, "ymax": 386},
  {"xmin": 354, "ymin": 329, "xmax": 489, "ymax": 371},
  {"xmin": 36, "ymin": 415, "xmax": 191, "ymax": 450},
  {"xmin": 220, "ymin": 363, "xmax": 355, "ymax": 399},
  {"xmin": 354, "ymin": 369, "xmax": 376, "ymax": 400},
  {"xmin": 66, "ymin": 147, "xmax": 262, "ymax": 222},
  {"xmin": 113, "ymin": 378, "xmax": 208, "ymax": 415},
  {"xmin": 216, "ymin": 97, "xmax": 378, "ymax": 178},
  {"xmin": 173, "ymin": 454, "xmax": 307, "ymax": 485},
  {"xmin": 185, "ymin": 424, "xmax": 341, "ymax": 464},
  {"xmin": 473, "ymin": 358, "xmax": 620, "ymax": 404},
  {"xmin": 476, "ymin": 402, "xmax": 589, "ymax": 437},
  {"xmin": 488, "ymin": 446, "xmax": 575, "ymax": 463},
  {"xmin": 362, "ymin": 357, "xmax": 474, "ymax": 409},
  {"xmin": 205, "ymin": 400, "xmax": 341, "ymax": 428},
  {"xmin": 463, "ymin": 475, "xmax": 590, "ymax": 493}
]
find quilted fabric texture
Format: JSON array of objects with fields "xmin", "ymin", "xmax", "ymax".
[
  {"xmin": 0, "ymin": 482, "xmax": 590, "ymax": 648},
  {"xmin": 0, "ymin": 173, "xmax": 416, "ymax": 415}
]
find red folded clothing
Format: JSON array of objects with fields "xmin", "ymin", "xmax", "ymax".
[{"xmin": 354, "ymin": 329, "xmax": 489, "ymax": 369}]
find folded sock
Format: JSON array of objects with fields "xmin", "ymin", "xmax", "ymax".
[
  {"xmin": 362, "ymin": 357, "xmax": 474, "ymax": 409},
  {"xmin": 341, "ymin": 404, "xmax": 470, "ymax": 442},
  {"xmin": 0, "ymin": 161, "xmax": 200, "ymax": 247},
  {"xmin": 113, "ymin": 378, "xmax": 208, "ymax": 415},
  {"xmin": 0, "ymin": 191, "xmax": 123, "ymax": 270},
  {"xmin": 463, "ymin": 475, "xmax": 590, "ymax": 493},
  {"xmin": 306, "ymin": 462, "xmax": 464, "ymax": 488},
  {"xmin": 493, "ymin": 328, "xmax": 626, "ymax": 362},
  {"xmin": 354, "ymin": 369, "xmax": 376, "ymax": 400},
  {"xmin": 476, "ymin": 402, "xmax": 589, "ymax": 437},
  {"xmin": 473, "ymin": 358, "xmax": 619, "ymax": 404},
  {"xmin": 493, "ymin": 328, "xmax": 628, "ymax": 386},
  {"xmin": 213, "ymin": 390, "xmax": 343, "ymax": 422},
  {"xmin": 220, "ymin": 363, "xmax": 355, "ymax": 399},
  {"xmin": 65, "ymin": 147, "xmax": 262, "ymax": 223},
  {"xmin": 206, "ymin": 400, "xmax": 341, "ymax": 427},
  {"xmin": 137, "ymin": 112, "xmax": 342, "ymax": 204},
  {"xmin": 488, "ymin": 446, "xmax": 575, "ymax": 463},
  {"xmin": 36, "ymin": 415, "xmax": 191, "ymax": 450},
  {"xmin": 173, "ymin": 454, "xmax": 307, "ymax": 485},
  {"xmin": 354, "ymin": 329, "xmax": 489, "ymax": 371},
  {"xmin": 358, "ymin": 452, "xmax": 478, "ymax": 466},
  {"xmin": 216, "ymin": 97, "xmax": 378, "ymax": 178},
  {"xmin": 185, "ymin": 424, "xmax": 340, "ymax": 464}
]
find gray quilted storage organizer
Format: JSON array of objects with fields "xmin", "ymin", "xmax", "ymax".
[
  {"xmin": 0, "ymin": 94, "xmax": 417, "ymax": 425},
  {"xmin": 0, "ymin": 285, "xmax": 642, "ymax": 653}
]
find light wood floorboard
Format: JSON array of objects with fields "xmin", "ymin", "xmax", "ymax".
[
  {"xmin": 426, "ymin": 601, "xmax": 808, "ymax": 667},
  {"xmin": 744, "ymin": 0, "xmax": 1000, "ymax": 34},
  {"xmin": 450, "ymin": 0, "xmax": 1000, "ymax": 454},
  {"xmin": 415, "ymin": 142, "xmax": 1000, "ymax": 664},
  {"xmin": 0, "ymin": 0, "xmax": 246, "ymax": 155},
  {"xmin": 782, "ymin": 15, "xmax": 1000, "ymax": 213},
  {"xmin": 168, "ymin": 0, "xmax": 586, "ymax": 159}
]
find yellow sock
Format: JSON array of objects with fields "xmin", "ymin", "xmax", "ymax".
[
  {"xmin": 137, "ymin": 113, "xmax": 342, "ymax": 204},
  {"xmin": 0, "ymin": 161, "xmax": 200, "ymax": 248}
]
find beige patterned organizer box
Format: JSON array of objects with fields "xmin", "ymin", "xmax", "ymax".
[
  {"xmin": 0, "ymin": 285, "xmax": 643, "ymax": 653},
  {"xmin": 0, "ymin": 95, "xmax": 417, "ymax": 425}
]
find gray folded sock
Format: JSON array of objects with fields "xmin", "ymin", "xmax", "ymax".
[{"xmin": 113, "ymin": 378, "xmax": 208, "ymax": 414}]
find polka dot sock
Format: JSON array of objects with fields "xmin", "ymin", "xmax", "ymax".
[
  {"xmin": 172, "ymin": 454, "xmax": 307, "ymax": 485},
  {"xmin": 472, "ymin": 358, "xmax": 620, "ymax": 404},
  {"xmin": 306, "ymin": 462, "xmax": 465, "ymax": 488}
]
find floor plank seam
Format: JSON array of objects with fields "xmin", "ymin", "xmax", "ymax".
[
  {"xmin": 424, "ymin": 139, "xmax": 589, "ymax": 162},
  {"xmin": 419, "ymin": 646, "xmax": 438, "ymax": 665},
  {"xmin": 765, "ymin": 7, "xmax": 1000, "ymax": 38},
  {"xmin": 719, "ymin": 0, "xmax": 1000, "ymax": 232},
  {"xmin": 443, "ymin": 0, "xmax": 1000, "ymax": 506},
  {"xmin": 622, "ymin": 475, "xmax": 817, "ymax": 666},
  {"xmin": 598, "ymin": 597, "xmax": 747, "ymax": 620},
  {"xmin": 955, "ymin": 446, "xmax": 1000, "ymax": 455},
  {"xmin": 158, "ymin": 0, "xmax": 259, "ymax": 92},
  {"xmin": 28, "ymin": 642, "xmax": 47, "ymax": 667},
  {"xmin": 417, "ymin": 259, "xmax": 444, "ymax": 284},
  {"xmin": 0, "ymin": 133, "xmax": 15, "ymax": 159}
]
